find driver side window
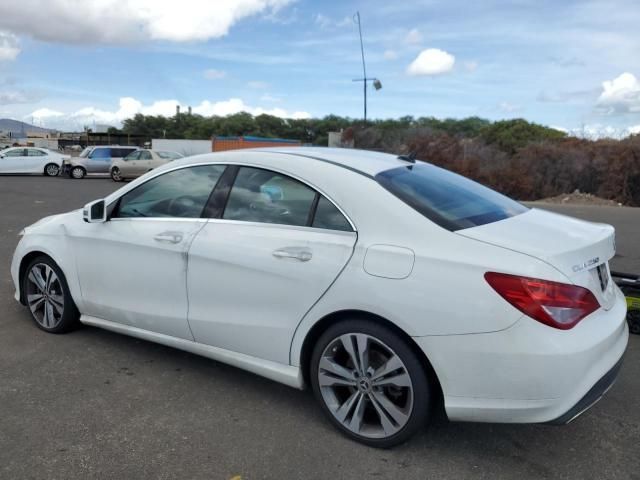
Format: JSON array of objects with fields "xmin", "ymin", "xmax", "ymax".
[{"xmin": 114, "ymin": 165, "xmax": 226, "ymax": 219}]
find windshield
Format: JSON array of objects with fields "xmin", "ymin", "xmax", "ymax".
[
  {"xmin": 79, "ymin": 147, "xmax": 92, "ymax": 158},
  {"xmin": 376, "ymin": 163, "xmax": 527, "ymax": 231}
]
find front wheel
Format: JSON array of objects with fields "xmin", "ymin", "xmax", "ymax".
[
  {"xmin": 44, "ymin": 163, "xmax": 60, "ymax": 176},
  {"xmin": 310, "ymin": 320, "xmax": 431, "ymax": 448},
  {"xmin": 22, "ymin": 256, "xmax": 79, "ymax": 333},
  {"xmin": 70, "ymin": 166, "xmax": 86, "ymax": 179},
  {"xmin": 110, "ymin": 167, "xmax": 123, "ymax": 182}
]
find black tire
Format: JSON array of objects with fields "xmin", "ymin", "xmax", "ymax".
[
  {"xmin": 44, "ymin": 163, "xmax": 60, "ymax": 177},
  {"xmin": 110, "ymin": 167, "xmax": 123, "ymax": 182},
  {"xmin": 22, "ymin": 255, "xmax": 79, "ymax": 334},
  {"xmin": 628, "ymin": 311, "xmax": 640, "ymax": 335},
  {"xmin": 70, "ymin": 166, "xmax": 86, "ymax": 179},
  {"xmin": 310, "ymin": 319, "xmax": 431, "ymax": 448}
]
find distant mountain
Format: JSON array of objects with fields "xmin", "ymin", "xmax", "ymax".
[{"xmin": 0, "ymin": 118, "xmax": 55, "ymax": 136}]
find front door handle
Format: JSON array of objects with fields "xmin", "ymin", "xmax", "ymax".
[
  {"xmin": 154, "ymin": 231, "xmax": 184, "ymax": 244},
  {"xmin": 273, "ymin": 248, "xmax": 313, "ymax": 262}
]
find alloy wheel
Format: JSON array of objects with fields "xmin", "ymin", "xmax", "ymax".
[
  {"xmin": 45, "ymin": 164, "xmax": 60, "ymax": 176},
  {"xmin": 71, "ymin": 167, "xmax": 85, "ymax": 179},
  {"xmin": 25, "ymin": 263, "xmax": 65, "ymax": 329},
  {"xmin": 318, "ymin": 333, "xmax": 414, "ymax": 439},
  {"xmin": 111, "ymin": 167, "xmax": 122, "ymax": 181}
]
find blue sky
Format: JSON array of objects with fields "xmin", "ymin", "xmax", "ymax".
[{"xmin": 0, "ymin": 0, "xmax": 639, "ymax": 136}]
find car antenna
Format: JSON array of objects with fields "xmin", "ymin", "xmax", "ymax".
[{"xmin": 398, "ymin": 151, "xmax": 417, "ymax": 163}]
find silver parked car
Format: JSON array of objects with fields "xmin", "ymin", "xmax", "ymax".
[
  {"xmin": 110, "ymin": 149, "xmax": 183, "ymax": 182},
  {"xmin": 63, "ymin": 145, "xmax": 139, "ymax": 179}
]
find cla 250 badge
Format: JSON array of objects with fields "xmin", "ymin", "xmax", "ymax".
[{"xmin": 572, "ymin": 257, "xmax": 600, "ymax": 272}]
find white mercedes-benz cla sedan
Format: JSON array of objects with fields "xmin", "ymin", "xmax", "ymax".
[{"xmin": 11, "ymin": 148, "xmax": 628, "ymax": 447}]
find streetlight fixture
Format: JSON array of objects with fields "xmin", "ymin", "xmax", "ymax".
[{"xmin": 352, "ymin": 11, "xmax": 382, "ymax": 124}]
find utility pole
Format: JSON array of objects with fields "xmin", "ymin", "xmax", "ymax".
[{"xmin": 352, "ymin": 12, "xmax": 382, "ymax": 125}]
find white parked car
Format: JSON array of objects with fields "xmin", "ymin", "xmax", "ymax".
[
  {"xmin": 10, "ymin": 148, "xmax": 628, "ymax": 447},
  {"xmin": 0, "ymin": 147, "xmax": 69, "ymax": 176},
  {"xmin": 110, "ymin": 149, "xmax": 184, "ymax": 182}
]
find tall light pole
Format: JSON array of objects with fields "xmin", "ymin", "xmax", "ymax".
[{"xmin": 353, "ymin": 11, "xmax": 382, "ymax": 124}]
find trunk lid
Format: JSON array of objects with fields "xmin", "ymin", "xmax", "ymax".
[{"xmin": 457, "ymin": 208, "xmax": 617, "ymax": 310}]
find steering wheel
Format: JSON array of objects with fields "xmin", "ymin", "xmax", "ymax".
[{"xmin": 167, "ymin": 195, "xmax": 198, "ymax": 217}]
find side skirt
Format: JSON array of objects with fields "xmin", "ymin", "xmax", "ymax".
[{"xmin": 80, "ymin": 315, "xmax": 305, "ymax": 389}]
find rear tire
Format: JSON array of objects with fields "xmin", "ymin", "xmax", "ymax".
[
  {"xmin": 310, "ymin": 319, "xmax": 430, "ymax": 448},
  {"xmin": 44, "ymin": 163, "xmax": 60, "ymax": 176},
  {"xmin": 22, "ymin": 256, "xmax": 79, "ymax": 334},
  {"xmin": 70, "ymin": 166, "xmax": 86, "ymax": 179}
]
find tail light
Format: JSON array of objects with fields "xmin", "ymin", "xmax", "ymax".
[{"xmin": 484, "ymin": 272, "xmax": 600, "ymax": 330}]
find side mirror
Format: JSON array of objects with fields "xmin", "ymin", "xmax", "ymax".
[{"xmin": 83, "ymin": 199, "xmax": 107, "ymax": 223}]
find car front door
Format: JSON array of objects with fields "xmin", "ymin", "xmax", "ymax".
[
  {"xmin": 136, "ymin": 150, "xmax": 153, "ymax": 175},
  {"xmin": 71, "ymin": 164, "xmax": 227, "ymax": 339},
  {"xmin": 87, "ymin": 147, "xmax": 110, "ymax": 173},
  {"xmin": 121, "ymin": 150, "xmax": 140, "ymax": 177},
  {"xmin": 187, "ymin": 165, "xmax": 357, "ymax": 364}
]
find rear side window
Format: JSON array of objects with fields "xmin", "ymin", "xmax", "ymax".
[
  {"xmin": 28, "ymin": 149, "xmax": 47, "ymax": 156},
  {"xmin": 312, "ymin": 196, "xmax": 352, "ymax": 231},
  {"xmin": 376, "ymin": 163, "xmax": 527, "ymax": 231},
  {"xmin": 223, "ymin": 167, "xmax": 316, "ymax": 226}
]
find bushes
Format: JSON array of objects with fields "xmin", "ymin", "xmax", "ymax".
[{"xmin": 355, "ymin": 127, "xmax": 640, "ymax": 206}]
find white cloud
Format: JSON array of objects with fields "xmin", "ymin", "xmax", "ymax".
[
  {"xmin": 464, "ymin": 60, "xmax": 478, "ymax": 72},
  {"xmin": 596, "ymin": 72, "xmax": 640, "ymax": 114},
  {"xmin": 260, "ymin": 94, "xmax": 281, "ymax": 102},
  {"xmin": 383, "ymin": 49, "xmax": 398, "ymax": 61},
  {"xmin": 314, "ymin": 13, "xmax": 351, "ymax": 29},
  {"xmin": 0, "ymin": 31, "xmax": 19, "ymax": 60},
  {"xmin": 203, "ymin": 69, "xmax": 227, "ymax": 80},
  {"xmin": 30, "ymin": 108, "xmax": 64, "ymax": 119},
  {"xmin": 0, "ymin": 0, "xmax": 292, "ymax": 44},
  {"xmin": 407, "ymin": 48, "xmax": 455, "ymax": 76},
  {"xmin": 29, "ymin": 96, "xmax": 310, "ymax": 130},
  {"xmin": 404, "ymin": 28, "xmax": 423, "ymax": 45},
  {"xmin": 498, "ymin": 101, "xmax": 521, "ymax": 113},
  {"xmin": 247, "ymin": 80, "xmax": 269, "ymax": 89},
  {"xmin": 628, "ymin": 124, "xmax": 640, "ymax": 135}
]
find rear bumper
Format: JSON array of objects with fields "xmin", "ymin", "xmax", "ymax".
[
  {"xmin": 414, "ymin": 287, "xmax": 629, "ymax": 424},
  {"xmin": 546, "ymin": 355, "xmax": 624, "ymax": 425}
]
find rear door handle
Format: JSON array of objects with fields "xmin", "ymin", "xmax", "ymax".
[
  {"xmin": 273, "ymin": 248, "xmax": 313, "ymax": 262},
  {"xmin": 154, "ymin": 231, "xmax": 184, "ymax": 244}
]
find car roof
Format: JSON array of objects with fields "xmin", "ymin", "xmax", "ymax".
[{"xmin": 199, "ymin": 147, "xmax": 410, "ymax": 176}]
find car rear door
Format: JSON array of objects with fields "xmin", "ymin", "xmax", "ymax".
[
  {"xmin": 0, "ymin": 148, "xmax": 27, "ymax": 173},
  {"xmin": 72, "ymin": 164, "xmax": 227, "ymax": 339},
  {"xmin": 187, "ymin": 165, "xmax": 357, "ymax": 364},
  {"xmin": 26, "ymin": 148, "xmax": 48, "ymax": 173}
]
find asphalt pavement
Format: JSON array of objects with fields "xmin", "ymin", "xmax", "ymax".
[{"xmin": 1, "ymin": 176, "xmax": 638, "ymax": 480}]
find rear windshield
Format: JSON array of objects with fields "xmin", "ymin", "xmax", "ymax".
[{"xmin": 375, "ymin": 163, "xmax": 527, "ymax": 231}]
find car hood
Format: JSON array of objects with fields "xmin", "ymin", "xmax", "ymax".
[
  {"xmin": 456, "ymin": 208, "xmax": 617, "ymax": 309},
  {"xmin": 24, "ymin": 210, "xmax": 79, "ymax": 233}
]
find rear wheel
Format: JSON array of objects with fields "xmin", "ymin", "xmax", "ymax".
[
  {"xmin": 110, "ymin": 167, "xmax": 123, "ymax": 182},
  {"xmin": 44, "ymin": 163, "xmax": 60, "ymax": 176},
  {"xmin": 22, "ymin": 256, "xmax": 79, "ymax": 333},
  {"xmin": 628, "ymin": 311, "xmax": 640, "ymax": 335},
  {"xmin": 310, "ymin": 320, "xmax": 430, "ymax": 448},
  {"xmin": 70, "ymin": 166, "xmax": 86, "ymax": 179}
]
